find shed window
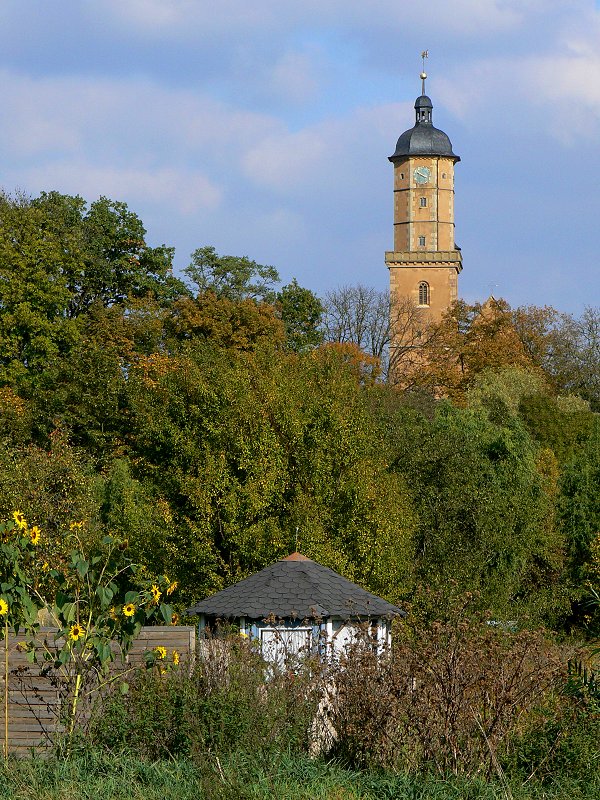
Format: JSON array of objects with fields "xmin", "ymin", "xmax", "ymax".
[
  {"xmin": 419, "ymin": 197, "xmax": 427, "ymax": 207},
  {"xmin": 418, "ymin": 235, "xmax": 426, "ymax": 246},
  {"xmin": 418, "ymin": 281, "xmax": 430, "ymax": 306}
]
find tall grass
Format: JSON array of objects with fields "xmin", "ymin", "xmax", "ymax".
[{"xmin": 0, "ymin": 751, "xmax": 597, "ymax": 800}]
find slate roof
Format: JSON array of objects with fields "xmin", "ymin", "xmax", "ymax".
[
  {"xmin": 390, "ymin": 94, "xmax": 459, "ymax": 162},
  {"xmin": 186, "ymin": 553, "xmax": 403, "ymax": 621}
]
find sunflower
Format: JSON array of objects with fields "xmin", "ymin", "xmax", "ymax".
[
  {"xmin": 170, "ymin": 612, "xmax": 180, "ymax": 626},
  {"xmin": 166, "ymin": 581, "xmax": 178, "ymax": 596},
  {"xmin": 0, "ymin": 599, "xmax": 8, "ymax": 617},
  {"xmin": 155, "ymin": 645, "xmax": 167, "ymax": 660},
  {"xmin": 12, "ymin": 510, "xmax": 26, "ymax": 529},
  {"xmin": 123, "ymin": 602, "xmax": 136, "ymax": 617},
  {"xmin": 30, "ymin": 526, "xmax": 41, "ymax": 545},
  {"xmin": 172, "ymin": 650, "xmax": 180, "ymax": 665},
  {"xmin": 69, "ymin": 623, "xmax": 85, "ymax": 641},
  {"xmin": 150, "ymin": 584, "xmax": 161, "ymax": 604}
]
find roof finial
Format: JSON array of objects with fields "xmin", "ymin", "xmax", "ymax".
[{"xmin": 420, "ymin": 50, "xmax": 428, "ymax": 95}]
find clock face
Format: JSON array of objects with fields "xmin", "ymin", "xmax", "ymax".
[{"xmin": 414, "ymin": 166, "xmax": 431, "ymax": 185}]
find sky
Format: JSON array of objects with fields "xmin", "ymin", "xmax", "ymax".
[{"xmin": 0, "ymin": 0, "xmax": 599, "ymax": 314}]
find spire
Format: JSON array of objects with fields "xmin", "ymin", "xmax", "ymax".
[
  {"xmin": 420, "ymin": 50, "xmax": 428, "ymax": 95},
  {"xmin": 389, "ymin": 50, "xmax": 459, "ymax": 162},
  {"xmin": 415, "ymin": 51, "xmax": 433, "ymax": 125}
]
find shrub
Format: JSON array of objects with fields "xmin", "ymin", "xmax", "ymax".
[
  {"xmin": 91, "ymin": 634, "xmax": 321, "ymax": 759},
  {"xmin": 331, "ymin": 591, "xmax": 565, "ymax": 776}
]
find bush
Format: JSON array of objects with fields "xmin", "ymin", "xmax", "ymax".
[
  {"xmin": 331, "ymin": 591, "xmax": 566, "ymax": 776},
  {"xmin": 91, "ymin": 634, "xmax": 321, "ymax": 759}
]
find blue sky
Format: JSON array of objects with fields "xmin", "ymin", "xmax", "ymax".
[{"xmin": 0, "ymin": 0, "xmax": 599, "ymax": 313}]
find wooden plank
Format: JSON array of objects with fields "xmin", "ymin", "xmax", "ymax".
[{"xmin": 0, "ymin": 626, "xmax": 195, "ymax": 752}]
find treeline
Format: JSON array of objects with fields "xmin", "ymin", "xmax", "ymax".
[{"xmin": 0, "ymin": 190, "xmax": 598, "ymax": 634}]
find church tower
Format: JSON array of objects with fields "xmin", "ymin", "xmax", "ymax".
[{"xmin": 385, "ymin": 66, "xmax": 461, "ymax": 323}]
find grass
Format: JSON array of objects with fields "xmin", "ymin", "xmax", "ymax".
[{"xmin": 0, "ymin": 751, "xmax": 597, "ymax": 800}]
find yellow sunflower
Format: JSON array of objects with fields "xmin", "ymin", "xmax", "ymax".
[
  {"xmin": 172, "ymin": 650, "xmax": 180, "ymax": 665},
  {"xmin": 155, "ymin": 645, "xmax": 167, "ymax": 660},
  {"xmin": 69, "ymin": 623, "xmax": 85, "ymax": 641},
  {"xmin": 12, "ymin": 510, "xmax": 26, "ymax": 529},
  {"xmin": 166, "ymin": 581, "xmax": 178, "ymax": 596},
  {"xmin": 123, "ymin": 602, "xmax": 136, "ymax": 617},
  {"xmin": 170, "ymin": 612, "xmax": 180, "ymax": 626},
  {"xmin": 0, "ymin": 599, "xmax": 8, "ymax": 617},
  {"xmin": 30, "ymin": 526, "xmax": 41, "ymax": 545},
  {"xmin": 150, "ymin": 584, "xmax": 161, "ymax": 604}
]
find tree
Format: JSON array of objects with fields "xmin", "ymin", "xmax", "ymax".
[
  {"xmin": 121, "ymin": 342, "xmax": 418, "ymax": 604},
  {"xmin": 512, "ymin": 304, "xmax": 600, "ymax": 410},
  {"xmin": 0, "ymin": 193, "xmax": 79, "ymax": 384},
  {"xmin": 411, "ymin": 299, "xmax": 537, "ymax": 404},
  {"xmin": 185, "ymin": 246, "xmax": 279, "ymax": 303},
  {"xmin": 389, "ymin": 404, "xmax": 567, "ymax": 623},
  {"xmin": 276, "ymin": 279, "xmax": 324, "ymax": 352},
  {"xmin": 31, "ymin": 192, "xmax": 183, "ymax": 314},
  {"xmin": 559, "ymin": 417, "xmax": 600, "ymax": 592},
  {"xmin": 0, "ymin": 192, "xmax": 182, "ymax": 390},
  {"xmin": 322, "ymin": 285, "xmax": 390, "ymax": 361},
  {"xmin": 167, "ymin": 292, "xmax": 285, "ymax": 352}
]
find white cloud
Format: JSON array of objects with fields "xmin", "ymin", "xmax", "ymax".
[
  {"xmin": 436, "ymin": 11, "xmax": 600, "ymax": 145},
  {"xmin": 267, "ymin": 50, "xmax": 320, "ymax": 105},
  {"xmin": 18, "ymin": 163, "xmax": 223, "ymax": 215},
  {"xmin": 242, "ymin": 100, "xmax": 410, "ymax": 195},
  {"xmin": 94, "ymin": 0, "xmax": 550, "ymax": 40},
  {"xmin": 0, "ymin": 68, "xmax": 279, "ymax": 166}
]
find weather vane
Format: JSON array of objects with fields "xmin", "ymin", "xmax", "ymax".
[{"xmin": 420, "ymin": 50, "xmax": 428, "ymax": 94}]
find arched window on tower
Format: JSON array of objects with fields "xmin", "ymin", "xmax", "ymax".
[{"xmin": 418, "ymin": 281, "xmax": 430, "ymax": 307}]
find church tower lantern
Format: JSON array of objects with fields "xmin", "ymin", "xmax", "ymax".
[{"xmin": 385, "ymin": 58, "xmax": 462, "ymax": 323}]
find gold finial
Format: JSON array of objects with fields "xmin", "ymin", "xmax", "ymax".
[{"xmin": 420, "ymin": 50, "xmax": 428, "ymax": 94}]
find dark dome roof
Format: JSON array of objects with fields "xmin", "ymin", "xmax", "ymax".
[{"xmin": 390, "ymin": 94, "xmax": 459, "ymax": 162}]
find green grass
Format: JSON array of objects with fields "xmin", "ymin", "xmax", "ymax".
[{"xmin": 0, "ymin": 751, "xmax": 597, "ymax": 800}]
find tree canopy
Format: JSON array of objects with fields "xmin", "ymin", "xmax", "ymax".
[{"xmin": 0, "ymin": 191, "xmax": 597, "ymax": 635}]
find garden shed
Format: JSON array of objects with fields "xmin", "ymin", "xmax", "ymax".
[{"xmin": 186, "ymin": 553, "xmax": 402, "ymax": 667}]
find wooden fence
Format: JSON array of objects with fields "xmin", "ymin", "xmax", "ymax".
[{"xmin": 0, "ymin": 626, "xmax": 195, "ymax": 754}]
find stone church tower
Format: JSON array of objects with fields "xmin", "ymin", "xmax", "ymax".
[{"xmin": 385, "ymin": 71, "xmax": 461, "ymax": 325}]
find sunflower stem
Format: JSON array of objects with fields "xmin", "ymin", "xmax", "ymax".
[
  {"xmin": 67, "ymin": 670, "xmax": 82, "ymax": 755},
  {"xmin": 3, "ymin": 616, "xmax": 8, "ymax": 761}
]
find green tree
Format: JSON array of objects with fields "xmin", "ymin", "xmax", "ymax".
[
  {"xmin": 31, "ymin": 192, "xmax": 183, "ymax": 314},
  {"xmin": 559, "ymin": 417, "xmax": 600, "ymax": 593},
  {"xmin": 185, "ymin": 246, "xmax": 279, "ymax": 302},
  {"xmin": 0, "ymin": 193, "xmax": 79, "ymax": 384},
  {"xmin": 277, "ymin": 278, "xmax": 324, "ymax": 352},
  {"xmin": 122, "ymin": 342, "xmax": 416, "ymax": 605},
  {"xmin": 390, "ymin": 404, "xmax": 566, "ymax": 623}
]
